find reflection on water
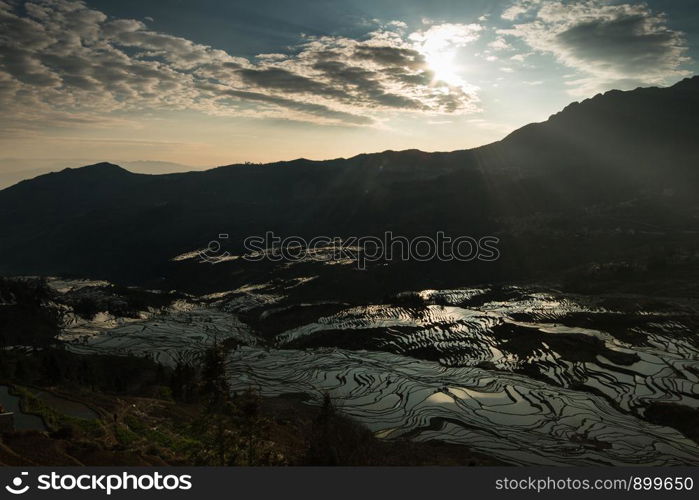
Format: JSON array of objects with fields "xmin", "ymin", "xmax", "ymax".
[
  {"xmin": 55, "ymin": 281, "xmax": 699, "ymax": 465},
  {"xmin": 63, "ymin": 301, "xmax": 256, "ymax": 367},
  {"xmin": 0, "ymin": 386, "xmax": 46, "ymax": 431},
  {"xmin": 227, "ymin": 287, "xmax": 699, "ymax": 465},
  {"xmin": 227, "ymin": 347, "xmax": 699, "ymax": 466}
]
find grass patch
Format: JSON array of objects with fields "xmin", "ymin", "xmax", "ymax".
[{"xmin": 12, "ymin": 385, "xmax": 105, "ymax": 440}]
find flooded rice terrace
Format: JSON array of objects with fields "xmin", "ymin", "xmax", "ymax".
[{"xmin": 55, "ymin": 279, "xmax": 699, "ymax": 465}]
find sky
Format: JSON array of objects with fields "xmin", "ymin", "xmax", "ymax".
[{"xmin": 0, "ymin": 0, "xmax": 697, "ymax": 174}]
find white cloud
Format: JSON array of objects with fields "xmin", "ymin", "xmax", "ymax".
[
  {"xmin": 501, "ymin": 0, "xmax": 542, "ymax": 21},
  {"xmin": 0, "ymin": 0, "xmax": 482, "ymax": 135},
  {"xmin": 499, "ymin": 0, "xmax": 691, "ymax": 95},
  {"xmin": 510, "ymin": 52, "xmax": 532, "ymax": 62},
  {"xmin": 409, "ymin": 22, "xmax": 482, "ymax": 50},
  {"xmin": 488, "ymin": 37, "xmax": 513, "ymax": 51},
  {"xmin": 408, "ymin": 22, "xmax": 482, "ymax": 90}
]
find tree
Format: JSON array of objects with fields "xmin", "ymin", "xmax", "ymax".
[
  {"xmin": 192, "ymin": 343, "xmax": 238, "ymax": 465},
  {"xmin": 170, "ymin": 357, "xmax": 198, "ymax": 403},
  {"xmin": 200, "ymin": 342, "xmax": 229, "ymax": 412},
  {"xmin": 305, "ymin": 393, "xmax": 340, "ymax": 465},
  {"xmin": 234, "ymin": 388, "xmax": 264, "ymax": 466}
]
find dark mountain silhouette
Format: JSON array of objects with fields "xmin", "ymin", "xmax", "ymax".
[{"xmin": 1, "ymin": 77, "xmax": 698, "ymax": 292}]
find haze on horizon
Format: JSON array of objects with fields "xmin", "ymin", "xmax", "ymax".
[{"xmin": 1, "ymin": 0, "xmax": 698, "ymax": 180}]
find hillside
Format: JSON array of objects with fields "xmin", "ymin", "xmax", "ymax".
[{"xmin": 0, "ymin": 77, "xmax": 698, "ymax": 292}]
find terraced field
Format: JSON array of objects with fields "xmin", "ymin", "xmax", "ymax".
[{"xmin": 49, "ymin": 279, "xmax": 699, "ymax": 465}]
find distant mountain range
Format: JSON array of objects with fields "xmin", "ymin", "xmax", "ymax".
[
  {"xmin": 0, "ymin": 160, "xmax": 200, "ymax": 189},
  {"xmin": 1, "ymin": 77, "xmax": 698, "ymax": 294}
]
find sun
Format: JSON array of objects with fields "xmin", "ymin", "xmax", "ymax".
[
  {"xmin": 425, "ymin": 48, "xmax": 463, "ymax": 87},
  {"xmin": 411, "ymin": 24, "xmax": 476, "ymax": 88}
]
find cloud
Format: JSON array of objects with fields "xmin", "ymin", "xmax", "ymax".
[
  {"xmin": 0, "ymin": 0, "xmax": 481, "ymax": 133},
  {"xmin": 488, "ymin": 37, "xmax": 513, "ymax": 51},
  {"xmin": 407, "ymin": 22, "xmax": 482, "ymax": 92},
  {"xmin": 501, "ymin": 0, "xmax": 542, "ymax": 21},
  {"xmin": 510, "ymin": 52, "xmax": 532, "ymax": 62},
  {"xmin": 499, "ymin": 0, "xmax": 691, "ymax": 95},
  {"xmin": 409, "ymin": 22, "xmax": 482, "ymax": 51}
]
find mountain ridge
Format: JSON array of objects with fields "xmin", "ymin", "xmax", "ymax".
[
  {"xmin": 1, "ymin": 77, "xmax": 698, "ymax": 288},
  {"xmin": 5, "ymin": 74, "xmax": 697, "ymax": 191}
]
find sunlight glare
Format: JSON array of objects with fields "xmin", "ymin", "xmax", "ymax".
[
  {"xmin": 426, "ymin": 48, "xmax": 463, "ymax": 87},
  {"xmin": 411, "ymin": 23, "xmax": 479, "ymax": 89}
]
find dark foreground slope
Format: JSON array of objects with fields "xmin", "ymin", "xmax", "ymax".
[{"xmin": 0, "ymin": 77, "xmax": 698, "ymax": 292}]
